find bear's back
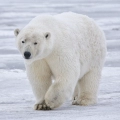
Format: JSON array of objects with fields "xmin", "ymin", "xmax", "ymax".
[
  {"xmin": 54, "ymin": 12, "xmax": 92, "ymax": 29},
  {"xmin": 28, "ymin": 12, "xmax": 91, "ymax": 31}
]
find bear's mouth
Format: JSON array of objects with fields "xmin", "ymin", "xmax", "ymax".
[{"xmin": 24, "ymin": 57, "xmax": 31, "ymax": 60}]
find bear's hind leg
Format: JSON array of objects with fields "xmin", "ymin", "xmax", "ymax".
[
  {"xmin": 72, "ymin": 83, "xmax": 80, "ymax": 105},
  {"xmin": 73, "ymin": 68, "xmax": 101, "ymax": 106}
]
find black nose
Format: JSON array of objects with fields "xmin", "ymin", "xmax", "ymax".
[{"xmin": 24, "ymin": 51, "xmax": 31, "ymax": 59}]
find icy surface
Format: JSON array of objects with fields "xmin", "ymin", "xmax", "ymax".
[{"xmin": 0, "ymin": 0, "xmax": 120, "ymax": 120}]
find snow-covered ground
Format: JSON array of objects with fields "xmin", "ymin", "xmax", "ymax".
[{"xmin": 0, "ymin": 0, "xmax": 120, "ymax": 120}]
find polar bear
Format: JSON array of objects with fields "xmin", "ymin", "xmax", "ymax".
[{"xmin": 14, "ymin": 12, "xmax": 106, "ymax": 110}]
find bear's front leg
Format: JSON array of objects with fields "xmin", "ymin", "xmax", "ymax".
[
  {"xmin": 43, "ymin": 73, "xmax": 78, "ymax": 110},
  {"xmin": 41, "ymin": 54, "xmax": 80, "ymax": 110},
  {"xmin": 25, "ymin": 60, "xmax": 52, "ymax": 110}
]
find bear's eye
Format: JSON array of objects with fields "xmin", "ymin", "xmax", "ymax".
[
  {"xmin": 34, "ymin": 42, "xmax": 37, "ymax": 45},
  {"xmin": 22, "ymin": 41, "xmax": 25, "ymax": 43},
  {"xmin": 45, "ymin": 34, "xmax": 49, "ymax": 38}
]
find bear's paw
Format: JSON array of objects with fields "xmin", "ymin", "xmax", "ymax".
[{"xmin": 34, "ymin": 100, "xmax": 52, "ymax": 110}]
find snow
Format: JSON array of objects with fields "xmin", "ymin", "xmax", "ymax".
[{"xmin": 0, "ymin": 0, "xmax": 120, "ymax": 120}]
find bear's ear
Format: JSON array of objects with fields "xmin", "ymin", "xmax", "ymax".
[
  {"xmin": 44, "ymin": 32, "xmax": 51, "ymax": 40},
  {"xmin": 14, "ymin": 29, "xmax": 20, "ymax": 37}
]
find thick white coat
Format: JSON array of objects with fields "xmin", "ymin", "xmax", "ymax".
[{"xmin": 14, "ymin": 12, "xmax": 107, "ymax": 110}]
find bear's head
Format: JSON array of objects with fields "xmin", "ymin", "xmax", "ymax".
[{"xmin": 14, "ymin": 27, "xmax": 54, "ymax": 64}]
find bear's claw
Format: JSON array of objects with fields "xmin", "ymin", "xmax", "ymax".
[
  {"xmin": 72, "ymin": 96, "xmax": 78, "ymax": 105},
  {"xmin": 34, "ymin": 100, "xmax": 51, "ymax": 110}
]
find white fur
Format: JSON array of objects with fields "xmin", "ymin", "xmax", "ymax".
[{"xmin": 14, "ymin": 12, "xmax": 107, "ymax": 110}]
